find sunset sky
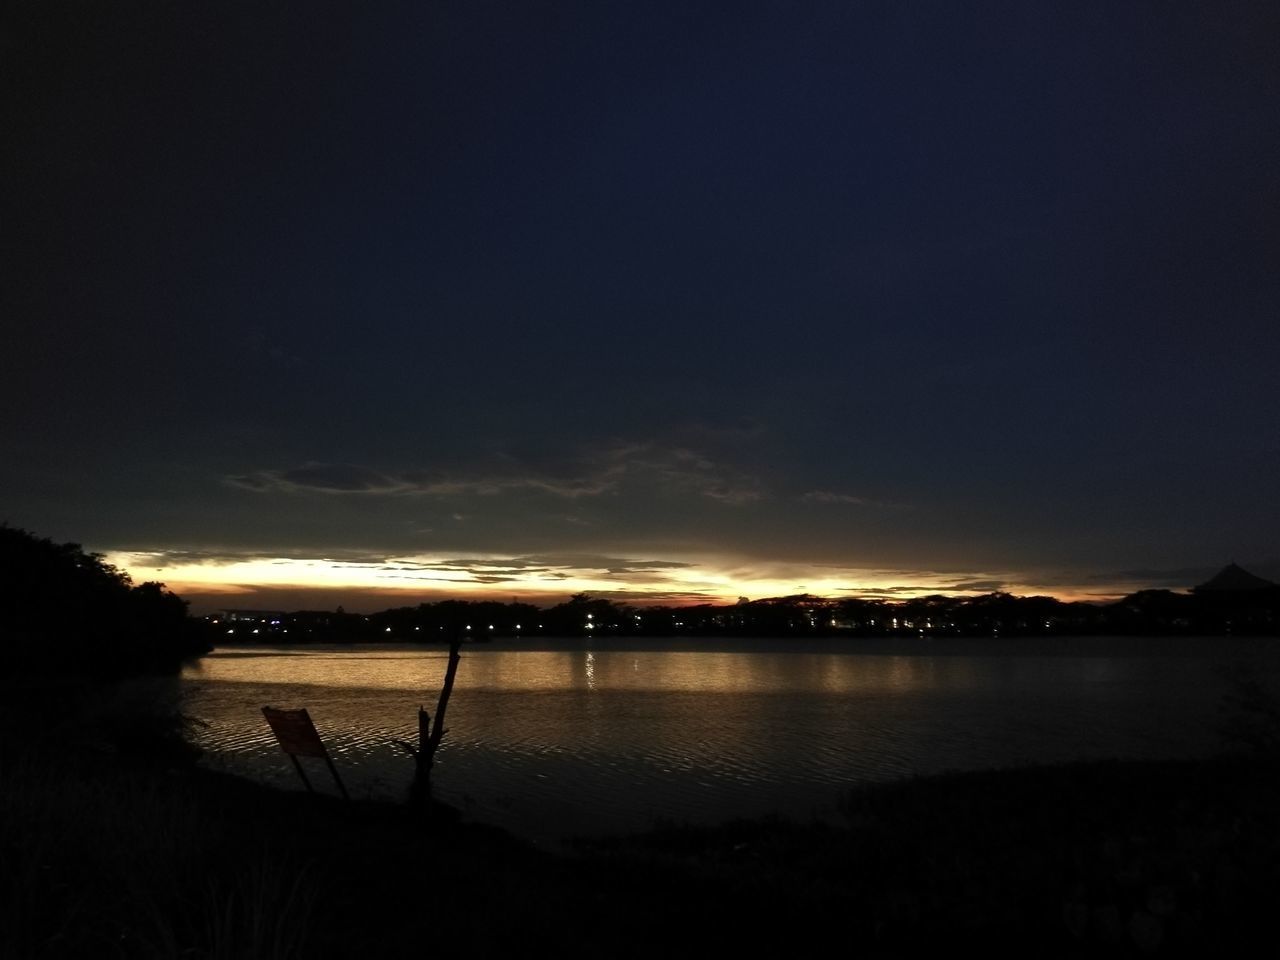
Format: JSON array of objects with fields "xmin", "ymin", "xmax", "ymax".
[{"xmin": 4, "ymin": 2, "xmax": 1278, "ymax": 613}]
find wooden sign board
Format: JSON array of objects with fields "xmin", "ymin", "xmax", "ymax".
[
  {"xmin": 261, "ymin": 706, "xmax": 349, "ymax": 800},
  {"xmin": 262, "ymin": 706, "xmax": 329, "ymax": 758}
]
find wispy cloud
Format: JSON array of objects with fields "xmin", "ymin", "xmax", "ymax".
[
  {"xmin": 586, "ymin": 589, "xmax": 726, "ymax": 604},
  {"xmin": 226, "ymin": 462, "xmax": 609, "ymax": 498},
  {"xmin": 605, "ymin": 443, "xmax": 765, "ymax": 504},
  {"xmin": 226, "ymin": 440, "xmax": 767, "ymax": 506},
  {"xmin": 946, "ymin": 579, "xmax": 1006, "ymax": 592},
  {"xmin": 120, "ymin": 549, "xmax": 700, "ymax": 589},
  {"xmin": 226, "ymin": 464, "xmax": 408, "ymax": 495},
  {"xmin": 409, "ymin": 554, "xmax": 698, "ymax": 583},
  {"xmin": 1085, "ymin": 566, "xmax": 1215, "ymax": 587},
  {"xmin": 838, "ymin": 584, "xmax": 940, "ymax": 596},
  {"xmin": 800, "ymin": 489, "xmax": 903, "ymax": 508},
  {"xmin": 801, "ymin": 490, "xmax": 872, "ymax": 505}
]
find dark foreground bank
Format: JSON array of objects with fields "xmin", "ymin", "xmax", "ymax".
[{"xmin": 3, "ymin": 690, "xmax": 1278, "ymax": 958}]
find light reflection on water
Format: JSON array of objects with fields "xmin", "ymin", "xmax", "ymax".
[{"xmin": 179, "ymin": 636, "xmax": 1280, "ymax": 843}]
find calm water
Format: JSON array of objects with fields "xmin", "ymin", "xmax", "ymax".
[{"xmin": 178, "ymin": 636, "xmax": 1280, "ymax": 844}]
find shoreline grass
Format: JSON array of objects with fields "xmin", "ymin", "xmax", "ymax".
[
  {"xmin": 4, "ymin": 670, "xmax": 1280, "ymax": 957},
  {"xmin": 5, "ymin": 731, "xmax": 1278, "ymax": 957}
]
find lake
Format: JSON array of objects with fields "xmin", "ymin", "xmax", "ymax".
[{"xmin": 178, "ymin": 636, "xmax": 1280, "ymax": 845}]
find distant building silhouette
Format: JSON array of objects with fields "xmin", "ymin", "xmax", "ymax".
[{"xmin": 217, "ymin": 608, "xmax": 287, "ymax": 622}]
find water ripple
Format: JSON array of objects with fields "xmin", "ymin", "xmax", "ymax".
[{"xmin": 179, "ymin": 638, "xmax": 1280, "ymax": 838}]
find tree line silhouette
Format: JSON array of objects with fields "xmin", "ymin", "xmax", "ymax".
[{"xmin": 218, "ymin": 576, "xmax": 1280, "ymax": 643}]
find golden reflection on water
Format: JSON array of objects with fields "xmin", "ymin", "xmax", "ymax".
[
  {"xmin": 183, "ymin": 644, "xmax": 982, "ymax": 696},
  {"xmin": 184, "ymin": 647, "xmax": 458, "ymax": 691},
  {"xmin": 175, "ymin": 638, "xmax": 1263, "ymax": 839}
]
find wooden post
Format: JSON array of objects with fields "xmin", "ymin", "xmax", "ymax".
[
  {"xmin": 430, "ymin": 640, "xmax": 463, "ymax": 751},
  {"xmin": 288, "ymin": 753, "xmax": 314, "ymax": 793},
  {"xmin": 409, "ymin": 637, "xmax": 463, "ymax": 804},
  {"xmin": 322, "ymin": 753, "xmax": 350, "ymax": 801},
  {"xmin": 415, "ymin": 705, "xmax": 428, "ymax": 755}
]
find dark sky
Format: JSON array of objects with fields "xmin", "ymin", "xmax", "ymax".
[{"xmin": 4, "ymin": 1, "xmax": 1278, "ymax": 610}]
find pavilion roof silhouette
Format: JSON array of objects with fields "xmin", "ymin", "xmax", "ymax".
[{"xmin": 1192, "ymin": 563, "xmax": 1277, "ymax": 593}]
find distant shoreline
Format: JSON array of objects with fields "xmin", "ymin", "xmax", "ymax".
[{"xmin": 198, "ymin": 573, "xmax": 1280, "ymax": 645}]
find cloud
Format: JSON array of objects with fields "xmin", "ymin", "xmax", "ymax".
[
  {"xmin": 702, "ymin": 484, "xmax": 764, "ymax": 505},
  {"xmin": 1016, "ymin": 565, "xmax": 1236, "ymax": 593},
  {"xmin": 226, "ymin": 462, "xmax": 609, "ymax": 498},
  {"xmin": 589, "ymin": 589, "xmax": 725, "ymax": 604},
  {"xmin": 829, "ymin": 568, "xmax": 1014, "ymax": 596},
  {"xmin": 1086, "ymin": 566, "xmax": 1214, "ymax": 587},
  {"xmin": 800, "ymin": 490, "xmax": 905, "ymax": 508},
  {"xmin": 417, "ymin": 475, "xmax": 614, "ymax": 498},
  {"xmin": 420, "ymin": 554, "xmax": 696, "ymax": 579},
  {"xmin": 108, "ymin": 547, "xmax": 388, "ymax": 569},
  {"xmin": 227, "ymin": 463, "xmax": 412, "ymax": 495},
  {"xmin": 838, "ymin": 584, "xmax": 936, "ymax": 596},
  {"xmin": 801, "ymin": 490, "xmax": 871, "ymax": 505},
  {"xmin": 946, "ymin": 579, "xmax": 1006, "ymax": 592},
  {"xmin": 115, "ymin": 548, "xmax": 255, "ymax": 567},
  {"xmin": 226, "ymin": 440, "xmax": 766, "ymax": 506},
  {"xmin": 242, "ymin": 327, "xmax": 309, "ymax": 369},
  {"xmin": 595, "ymin": 443, "xmax": 765, "ymax": 504},
  {"xmin": 248, "ymin": 552, "xmax": 703, "ymax": 588}
]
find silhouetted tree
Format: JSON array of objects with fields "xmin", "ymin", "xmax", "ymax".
[
  {"xmin": 1, "ymin": 524, "xmax": 209, "ymax": 674},
  {"xmin": 393, "ymin": 626, "xmax": 465, "ymax": 807}
]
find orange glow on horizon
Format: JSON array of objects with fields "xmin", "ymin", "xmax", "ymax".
[{"xmin": 104, "ymin": 549, "xmax": 1130, "ymax": 612}]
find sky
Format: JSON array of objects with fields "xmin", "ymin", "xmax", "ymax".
[{"xmin": 4, "ymin": 1, "xmax": 1278, "ymax": 613}]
